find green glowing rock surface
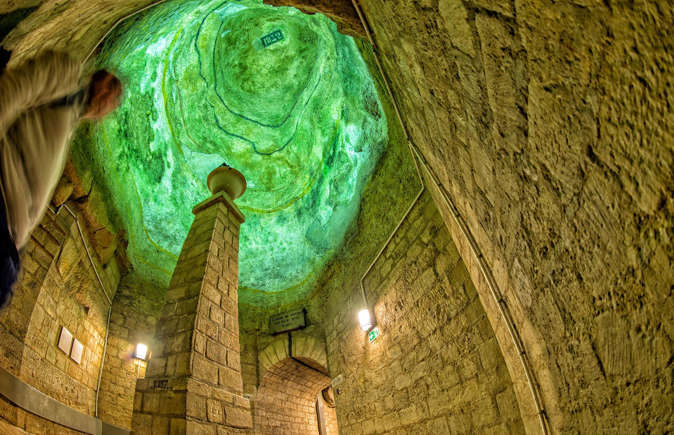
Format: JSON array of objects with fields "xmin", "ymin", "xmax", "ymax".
[{"xmin": 89, "ymin": 0, "xmax": 386, "ymax": 302}]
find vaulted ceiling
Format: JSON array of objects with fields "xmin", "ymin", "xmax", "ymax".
[{"xmin": 77, "ymin": 0, "xmax": 387, "ymax": 304}]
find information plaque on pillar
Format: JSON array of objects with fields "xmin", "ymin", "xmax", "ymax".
[{"xmin": 270, "ymin": 308, "xmax": 306, "ymax": 334}]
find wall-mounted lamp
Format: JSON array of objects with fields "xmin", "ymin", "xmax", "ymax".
[
  {"xmin": 134, "ymin": 343, "xmax": 148, "ymax": 361},
  {"xmin": 358, "ymin": 309, "xmax": 373, "ymax": 331},
  {"xmin": 133, "ymin": 343, "xmax": 149, "ymax": 379}
]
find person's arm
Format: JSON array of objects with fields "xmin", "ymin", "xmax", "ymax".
[{"xmin": 0, "ymin": 51, "xmax": 82, "ymax": 135}]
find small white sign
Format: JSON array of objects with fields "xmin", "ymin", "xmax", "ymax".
[
  {"xmin": 70, "ymin": 339, "xmax": 84, "ymax": 365},
  {"xmin": 57, "ymin": 327, "xmax": 73, "ymax": 355},
  {"xmin": 368, "ymin": 326, "xmax": 380, "ymax": 343}
]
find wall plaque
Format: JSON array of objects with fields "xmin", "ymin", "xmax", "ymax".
[
  {"xmin": 269, "ymin": 308, "xmax": 306, "ymax": 334},
  {"xmin": 70, "ymin": 339, "xmax": 84, "ymax": 364},
  {"xmin": 57, "ymin": 327, "xmax": 73, "ymax": 355},
  {"xmin": 261, "ymin": 29, "xmax": 284, "ymax": 48}
]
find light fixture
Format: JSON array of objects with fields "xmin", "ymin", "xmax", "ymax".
[
  {"xmin": 134, "ymin": 343, "xmax": 148, "ymax": 360},
  {"xmin": 358, "ymin": 309, "xmax": 373, "ymax": 331}
]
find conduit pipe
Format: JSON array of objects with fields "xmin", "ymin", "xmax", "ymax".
[
  {"xmin": 350, "ymin": 6, "xmax": 426, "ymax": 310},
  {"xmin": 350, "ymin": 1, "xmax": 550, "ymax": 433},
  {"xmin": 48, "ymin": 204, "xmax": 111, "ymax": 418}
]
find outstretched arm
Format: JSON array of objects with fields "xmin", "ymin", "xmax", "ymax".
[{"xmin": 0, "ymin": 51, "xmax": 82, "ymax": 135}]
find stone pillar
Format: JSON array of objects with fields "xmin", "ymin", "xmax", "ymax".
[{"xmin": 132, "ymin": 191, "xmax": 252, "ymax": 434}]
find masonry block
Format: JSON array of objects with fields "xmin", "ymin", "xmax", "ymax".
[{"xmin": 132, "ymin": 192, "xmax": 251, "ymax": 433}]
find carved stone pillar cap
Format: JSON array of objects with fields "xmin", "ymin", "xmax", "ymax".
[
  {"xmin": 207, "ymin": 163, "xmax": 247, "ymax": 199},
  {"xmin": 193, "ymin": 191, "xmax": 245, "ymax": 223}
]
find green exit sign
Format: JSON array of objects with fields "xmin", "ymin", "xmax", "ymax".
[
  {"xmin": 368, "ymin": 326, "xmax": 380, "ymax": 343},
  {"xmin": 261, "ymin": 29, "xmax": 284, "ymax": 48}
]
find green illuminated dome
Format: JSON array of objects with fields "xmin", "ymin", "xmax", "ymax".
[{"xmin": 88, "ymin": 0, "xmax": 387, "ymax": 303}]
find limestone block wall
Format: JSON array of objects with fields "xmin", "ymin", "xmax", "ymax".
[
  {"xmin": 256, "ymin": 329, "xmax": 329, "ymax": 377},
  {"xmin": 317, "ymin": 391, "xmax": 338, "ymax": 435},
  {"xmin": 20, "ymin": 248, "xmax": 106, "ymax": 415},
  {"xmin": 0, "ymin": 210, "xmax": 61, "ymax": 375},
  {"xmin": 263, "ymin": 0, "xmax": 365, "ymax": 38},
  {"xmin": 132, "ymin": 195, "xmax": 252, "ymax": 434},
  {"xmin": 240, "ymin": 314, "xmax": 333, "ymax": 434},
  {"xmin": 0, "ymin": 207, "xmax": 120, "ymax": 415},
  {"xmin": 2, "ymin": 0, "xmax": 159, "ymax": 65},
  {"xmin": 97, "ymin": 273, "xmax": 164, "ymax": 429},
  {"xmin": 254, "ymin": 358, "xmax": 331, "ymax": 434},
  {"xmin": 322, "ymin": 193, "xmax": 524, "ymax": 433},
  {"xmin": 238, "ymin": 316, "xmax": 261, "ymax": 399}
]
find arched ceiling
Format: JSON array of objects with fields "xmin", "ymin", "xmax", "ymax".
[{"xmin": 81, "ymin": 0, "xmax": 387, "ymax": 304}]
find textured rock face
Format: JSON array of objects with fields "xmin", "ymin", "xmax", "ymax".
[
  {"xmin": 254, "ymin": 358, "xmax": 332, "ymax": 434},
  {"xmin": 97, "ymin": 273, "xmax": 164, "ymax": 429},
  {"xmin": 264, "ymin": 0, "xmax": 365, "ymax": 38},
  {"xmin": 2, "ymin": 0, "xmax": 157, "ymax": 65},
  {"xmin": 322, "ymin": 193, "xmax": 525, "ymax": 433},
  {"xmin": 0, "ymin": 1, "xmax": 40, "ymax": 15},
  {"xmin": 354, "ymin": 0, "xmax": 673, "ymax": 432}
]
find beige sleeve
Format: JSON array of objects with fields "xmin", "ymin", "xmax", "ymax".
[
  {"xmin": 0, "ymin": 52, "xmax": 83, "ymax": 249},
  {"xmin": 0, "ymin": 51, "xmax": 83, "ymax": 136}
]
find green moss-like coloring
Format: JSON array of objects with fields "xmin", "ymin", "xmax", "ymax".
[{"xmin": 85, "ymin": 0, "xmax": 387, "ymax": 303}]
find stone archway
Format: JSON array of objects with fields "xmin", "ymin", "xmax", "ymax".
[
  {"xmin": 255, "ymin": 357, "xmax": 335, "ymax": 434},
  {"xmin": 254, "ymin": 334, "xmax": 337, "ymax": 434},
  {"xmin": 258, "ymin": 334, "xmax": 329, "ymax": 377}
]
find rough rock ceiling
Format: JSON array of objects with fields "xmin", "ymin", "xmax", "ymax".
[{"xmin": 83, "ymin": 0, "xmax": 386, "ymax": 304}]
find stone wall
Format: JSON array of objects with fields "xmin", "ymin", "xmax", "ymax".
[
  {"xmin": 245, "ymin": 325, "xmax": 332, "ymax": 434},
  {"xmin": 132, "ymin": 194, "xmax": 252, "ymax": 434},
  {"xmin": 263, "ymin": 0, "xmax": 365, "ymax": 38},
  {"xmin": 238, "ymin": 322, "xmax": 259, "ymax": 399},
  {"xmin": 0, "ymin": 207, "xmax": 121, "ymax": 415},
  {"xmin": 317, "ymin": 390, "xmax": 338, "ymax": 435},
  {"xmin": 254, "ymin": 358, "xmax": 331, "ymax": 434},
  {"xmin": 354, "ymin": 0, "xmax": 673, "ymax": 431},
  {"xmin": 97, "ymin": 273, "xmax": 164, "ymax": 428},
  {"xmin": 322, "ymin": 192, "xmax": 524, "ymax": 433},
  {"xmin": 0, "ymin": 395, "xmax": 85, "ymax": 434},
  {"xmin": 2, "ymin": 0, "xmax": 158, "ymax": 66},
  {"xmin": 0, "ymin": 209, "xmax": 61, "ymax": 375}
]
